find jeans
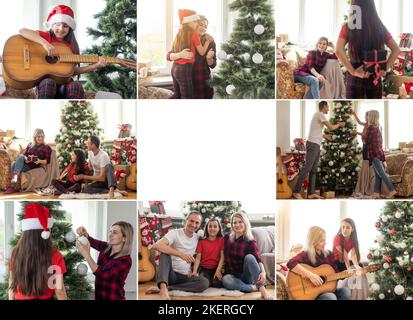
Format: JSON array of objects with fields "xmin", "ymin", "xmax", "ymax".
[
  {"xmin": 12, "ymin": 155, "xmax": 32, "ymax": 174},
  {"xmin": 316, "ymin": 287, "xmax": 351, "ymax": 300},
  {"xmin": 293, "ymin": 141, "xmax": 320, "ymax": 195},
  {"xmin": 372, "ymin": 158, "xmax": 395, "ymax": 193},
  {"xmin": 294, "ymin": 75, "xmax": 325, "ymax": 99},
  {"xmin": 222, "ymin": 254, "xmax": 262, "ymax": 292}
]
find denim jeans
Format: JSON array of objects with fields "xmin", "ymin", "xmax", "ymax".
[
  {"xmin": 316, "ymin": 287, "xmax": 351, "ymax": 300},
  {"xmin": 221, "ymin": 254, "xmax": 261, "ymax": 292},
  {"xmin": 294, "ymin": 75, "xmax": 325, "ymax": 99},
  {"xmin": 372, "ymin": 158, "xmax": 395, "ymax": 193},
  {"xmin": 12, "ymin": 155, "xmax": 32, "ymax": 174}
]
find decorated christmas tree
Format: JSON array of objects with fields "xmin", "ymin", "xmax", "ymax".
[
  {"xmin": 55, "ymin": 101, "xmax": 103, "ymax": 170},
  {"xmin": 183, "ymin": 201, "xmax": 242, "ymax": 233},
  {"xmin": 367, "ymin": 201, "xmax": 413, "ymax": 300},
  {"xmin": 212, "ymin": 0, "xmax": 275, "ymax": 98},
  {"xmin": 0, "ymin": 201, "xmax": 92, "ymax": 300},
  {"xmin": 317, "ymin": 101, "xmax": 362, "ymax": 195},
  {"xmin": 83, "ymin": 0, "xmax": 137, "ymax": 98}
]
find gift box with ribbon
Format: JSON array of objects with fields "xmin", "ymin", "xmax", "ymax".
[
  {"xmin": 118, "ymin": 124, "xmax": 132, "ymax": 138},
  {"xmin": 293, "ymin": 138, "xmax": 306, "ymax": 152},
  {"xmin": 399, "ymin": 33, "xmax": 413, "ymax": 49},
  {"xmin": 149, "ymin": 201, "xmax": 166, "ymax": 215},
  {"xmin": 363, "ymin": 49, "xmax": 387, "ymax": 86}
]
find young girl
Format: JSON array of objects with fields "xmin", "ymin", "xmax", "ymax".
[
  {"xmin": 191, "ymin": 217, "xmax": 224, "ymax": 287},
  {"xmin": 52, "ymin": 149, "xmax": 90, "ymax": 195},
  {"xmin": 76, "ymin": 222, "xmax": 133, "ymax": 300},
  {"xmin": 19, "ymin": 5, "xmax": 107, "ymax": 99},
  {"xmin": 335, "ymin": 0, "xmax": 400, "ymax": 98},
  {"xmin": 4, "ymin": 129, "xmax": 52, "ymax": 194},
  {"xmin": 333, "ymin": 218, "xmax": 361, "ymax": 272},
  {"xmin": 294, "ymin": 37, "xmax": 337, "ymax": 99},
  {"xmin": 8, "ymin": 203, "xmax": 67, "ymax": 300},
  {"xmin": 365, "ymin": 110, "xmax": 397, "ymax": 198},
  {"xmin": 287, "ymin": 226, "xmax": 351, "ymax": 300},
  {"xmin": 169, "ymin": 9, "xmax": 213, "ymax": 99}
]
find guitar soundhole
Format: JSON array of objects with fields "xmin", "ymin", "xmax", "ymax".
[
  {"xmin": 320, "ymin": 275, "xmax": 327, "ymax": 284},
  {"xmin": 45, "ymin": 55, "xmax": 59, "ymax": 64}
]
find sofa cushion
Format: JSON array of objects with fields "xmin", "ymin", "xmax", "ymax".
[
  {"xmin": 0, "ymin": 149, "xmax": 11, "ymax": 190},
  {"xmin": 252, "ymin": 226, "xmax": 275, "ymax": 255},
  {"xmin": 389, "ymin": 175, "xmax": 402, "ymax": 183}
]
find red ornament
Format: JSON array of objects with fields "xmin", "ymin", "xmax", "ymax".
[
  {"xmin": 385, "ymin": 256, "xmax": 392, "ymax": 263},
  {"xmin": 407, "ymin": 267, "xmax": 412, "ymax": 272},
  {"xmin": 223, "ymin": 218, "xmax": 229, "ymax": 224},
  {"xmin": 389, "ymin": 229, "xmax": 397, "ymax": 235},
  {"xmin": 375, "ymin": 221, "xmax": 381, "ymax": 229},
  {"xmin": 367, "ymin": 253, "xmax": 373, "ymax": 260}
]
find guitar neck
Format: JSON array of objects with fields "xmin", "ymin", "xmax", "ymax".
[
  {"xmin": 326, "ymin": 266, "xmax": 369, "ymax": 282},
  {"xmin": 59, "ymin": 54, "xmax": 119, "ymax": 64}
]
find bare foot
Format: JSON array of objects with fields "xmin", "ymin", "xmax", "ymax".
[
  {"xmin": 159, "ymin": 287, "xmax": 171, "ymax": 300},
  {"xmin": 119, "ymin": 190, "xmax": 128, "ymax": 197},
  {"xmin": 145, "ymin": 286, "xmax": 160, "ymax": 295},
  {"xmin": 259, "ymin": 286, "xmax": 272, "ymax": 300},
  {"xmin": 307, "ymin": 194, "xmax": 324, "ymax": 199},
  {"xmin": 292, "ymin": 193, "xmax": 303, "ymax": 199},
  {"xmin": 372, "ymin": 192, "xmax": 380, "ymax": 199},
  {"xmin": 108, "ymin": 188, "xmax": 115, "ymax": 199},
  {"xmin": 386, "ymin": 190, "xmax": 397, "ymax": 199}
]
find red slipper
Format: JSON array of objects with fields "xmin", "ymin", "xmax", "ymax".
[{"xmin": 4, "ymin": 186, "xmax": 18, "ymax": 194}]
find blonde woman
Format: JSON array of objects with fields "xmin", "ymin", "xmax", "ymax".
[
  {"xmin": 365, "ymin": 110, "xmax": 396, "ymax": 198},
  {"xmin": 222, "ymin": 212, "xmax": 271, "ymax": 300},
  {"xmin": 287, "ymin": 226, "xmax": 351, "ymax": 300},
  {"xmin": 76, "ymin": 222, "xmax": 134, "ymax": 300},
  {"xmin": 4, "ymin": 129, "xmax": 52, "ymax": 194}
]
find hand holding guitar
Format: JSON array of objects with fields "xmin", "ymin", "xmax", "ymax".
[
  {"xmin": 308, "ymin": 272, "xmax": 324, "ymax": 287},
  {"xmin": 42, "ymin": 42, "xmax": 57, "ymax": 57},
  {"xmin": 94, "ymin": 56, "xmax": 107, "ymax": 69}
]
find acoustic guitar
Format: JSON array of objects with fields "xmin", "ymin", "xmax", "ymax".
[
  {"xmin": 286, "ymin": 263, "xmax": 381, "ymax": 300},
  {"xmin": 2, "ymin": 35, "xmax": 136, "ymax": 90},
  {"xmin": 276, "ymin": 147, "xmax": 292, "ymax": 199},
  {"xmin": 138, "ymin": 227, "xmax": 155, "ymax": 283},
  {"xmin": 126, "ymin": 162, "xmax": 137, "ymax": 191}
]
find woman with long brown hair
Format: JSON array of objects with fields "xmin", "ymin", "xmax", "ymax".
[
  {"xmin": 335, "ymin": 0, "xmax": 400, "ymax": 98},
  {"xmin": 8, "ymin": 203, "xmax": 67, "ymax": 300},
  {"xmin": 333, "ymin": 218, "xmax": 361, "ymax": 272},
  {"xmin": 76, "ymin": 221, "xmax": 134, "ymax": 300}
]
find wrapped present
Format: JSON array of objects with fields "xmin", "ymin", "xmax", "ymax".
[
  {"xmin": 385, "ymin": 74, "xmax": 413, "ymax": 94},
  {"xmin": 399, "ymin": 33, "xmax": 413, "ymax": 49},
  {"xmin": 111, "ymin": 137, "xmax": 137, "ymax": 165},
  {"xmin": 114, "ymin": 164, "xmax": 130, "ymax": 190},
  {"xmin": 149, "ymin": 201, "xmax": 166, "ymax": 215},
  {"xmin": 363, "ymin": 49, "xmax": 387, "ymax": 86},
  {"xmin": 293, "ymin": 138, "xmax": 306, "ymax": 152},
  {"xmin": 118, "ymin": 124, "xmax": 132, "ymax": 138},
  {"xmin": 323, "ymin": 191, "xmax": 336, "ymax": 199}
]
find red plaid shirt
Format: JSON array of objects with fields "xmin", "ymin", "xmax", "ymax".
[
  {"xmin": 24, "ymin": 143, "xmax": 52, "ymax": 169},
  {"xmin": 223, "ymin": 234, "xmax": 261, "ymax": 276},
  {"xmin": 88, "ymin": 236, "xmax": 132, "ymax": 300},
  {"xmin": 287, "ymin": 250, "xmax": 339, "ymax": 273},
  {"xmin": 365, "ymin": 126, "xmax": 385, "ymax": 164},
  {"xmin": 294, "ymin": 50, "xmax": 337, "ymax": 76}
]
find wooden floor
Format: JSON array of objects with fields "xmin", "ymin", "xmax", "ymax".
[
  {"xmin": 0, "ymin": 191, "xmax": 137, "ymax": 200},
  {"xmin": 139, "ymin": 281, "xmax": 275, "ymax": 300}
]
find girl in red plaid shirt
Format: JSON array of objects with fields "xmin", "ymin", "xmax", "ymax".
[
  {"xmin": 221, "ymin": 212, "xmax": 272, "ymax": 300},
  {"xmin": 76, "ymin": 222, "xmax": 133, "ymax": 300},
  {"xmin": 169, "ymin": 9, "xmax": 214, "ymax": 99},
  {"xmin": 18, "ymin": 5, "xmax": 107, "ymax": 99}
]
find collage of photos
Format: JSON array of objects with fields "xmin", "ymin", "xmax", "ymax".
[{"xmin": 0, "ymin": 0, "xmax": 411, "ymax": 313}]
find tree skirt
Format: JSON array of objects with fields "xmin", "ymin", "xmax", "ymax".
[
  {"xmin": 59, "ymin": 191, "xmax": 124, "ymax": 199},
  {"xmin": 169, "ymin": 288, "xmax": 244, "ymax": 297}
]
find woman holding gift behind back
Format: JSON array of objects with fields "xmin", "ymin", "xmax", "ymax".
[{"xmin": 335, "ymin": 0, "xmax": 400, "ymax": 99}]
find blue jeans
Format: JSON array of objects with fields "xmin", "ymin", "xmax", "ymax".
[
  {"xmin": 316, "ymin": 287, "xmax": 351, "ymax": 300},
  {"xmin": 222, "ymin": 254, "xmax": 261, "ymax": 292},
  {"xmin": 12, "ymin": 155, "xmax": 31, "ymax": 174},
  {"xmin": 294, "ymin": 75, "xmax": 325, "ymax": 99},
  {"xmin": 372, "ymin": 158, "xmax": 395, "ymax": 193}
]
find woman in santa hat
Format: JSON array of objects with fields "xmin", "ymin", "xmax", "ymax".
[
  {"xmin": 18, "ymin": 4, "xmax": 107, "ymax": 99},
  {"xmin": 76, "ymin": 221, "xmax": 134, "ymax": 300},
  {"xmin": 169, "ymin": 9, "xmax": 214, "ymax": 99},
  {"xmin": 8, "ymin": 203, "xmax": 67, "ymax": 300}
]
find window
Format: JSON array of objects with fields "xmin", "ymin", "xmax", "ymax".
[
  {"xmin": 388, "ymin": 101, "xmax": 413, "ymax": 149},
  {"xmin": 303, "ymin": 0, "xmax": 334, "ymax": 47},
  {"xmin": 289, "ymin": 201, "xmax": 341, "ymax": 251},
  {"xmin": 0, "ymin": 203, "xmax": 5, "ymax": 281},
  {"xmin": 0, "ymin": 101, "xmax": 26, "ymax": 138},
  {"xmin": 402, "ymin": 0, "xmax": 413, "ymax": 33},
  {"xmin": 356, "ymin": 100, "xmax": 385, "ymax": 147},
  {"xmin": 275, "ymin": 0, "xmax": 300, "ymax": 43},
  {"xmin": 289, "ymin": 100, "xmax": 301, "ymax": 146},
  {"xmin": 304, "ymin": 101, "xmax": 318, "ymax": 138},
  {"xmin": 0, "ymin": 0, "xmax": 23, "ymax": 54},
  {"xmin": 74, "ymin": 0, "xmax": 106, "ymax": 52},
  {"xmin": 380, "ymin": 0, "xmax": 399, "ymax": 38},
  {"xmin": 29, "ymin": 101, "xmax": 63, "ymax": 142},
  {"xmin": 346, "ymin": 201, "xmax": 384, "ymax": 261}
]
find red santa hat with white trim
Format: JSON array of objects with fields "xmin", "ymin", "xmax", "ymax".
[
  {"xmin": 44, "ymin": 5, "xmax": 76, "ymax": 31},
  {"xmin": 21, "ymin": 203, "xmax": 55, "ymax": 240},
  {"xmin": 178, "ymin": 9, "xmax": 200, "ymax": 25}
]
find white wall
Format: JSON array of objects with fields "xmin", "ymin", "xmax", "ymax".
[
  {"xmin": 276, "ymin": 101, "xmax": 290, "ymax": 154},
  {"xmin": 106, "ymin": 201, "xmax": 137, "ymax": 295}
]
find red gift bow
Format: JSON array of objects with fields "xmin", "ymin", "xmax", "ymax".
[
  {"xmin": 400, "ymin": 33, "xmax": 411, "ymax": 47},
  {"xmin": 118, "ymin": 124, "xmax": 131, "ymax": 132},
  {"xmin": 363, "ymin": 50, "xmax": 387, "ymax": 86},
  {"xmin": 404, "ymin": 82, "xmax": 413, "ymax": 93}
]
